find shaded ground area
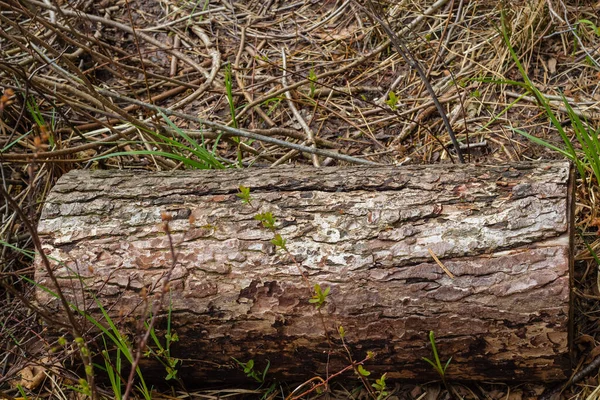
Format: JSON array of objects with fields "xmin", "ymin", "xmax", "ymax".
[{"xmin": 1, "ymin": 0, "xmax": 600, "ymax": 398}]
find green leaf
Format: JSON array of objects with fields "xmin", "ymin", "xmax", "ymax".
[
  {"xmin": 261, "ymin": 359, "xmax": 270, "ymax": 382},
  {"xmin": 309, "ymin": 68, "xmax": 318, "ymax": 98},
  {"xmin": 372, "ymin": 373, "xmax": 387, "ymax": 391},
  {"xmin": 422, "ymin": 356, "xmax": 438, "ymax": 370},
  {"xmin": 386, "ymin": 91, "xmax": 398, "ymax": 110},
  {"xmin": 357, "ymin": 364, "xmax": 371, "ymax": 377},
  {"xmin": 236, "ymin": 185, "xmax": 252, "ymax": 204},
  {"xmin": 254, "ymin": 212, "xmax": 276, "ymax": 230},
  {"xmin": 444, "ymin": 356, "xmax": 452, "ymax": 373},
  {"xmin": 270, "ymin": 234, "xmax": 287, "ymax": 250}
]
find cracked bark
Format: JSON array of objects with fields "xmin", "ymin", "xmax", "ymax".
[{"xmin": 35, "ymin": 161, "xmax": 574, "ymax": 382}]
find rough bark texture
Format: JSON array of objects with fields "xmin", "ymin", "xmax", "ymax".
[{"xmin": 36, "ymin": 162, "xmax": 574, "ymax": 383}]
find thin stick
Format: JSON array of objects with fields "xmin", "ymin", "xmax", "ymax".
[
  {"xmin": 94, "ymin": 88, "xmax": 383, "ymax": 166},
  {"xmin": 428, "ymin": 248, "xmax": 455, "ymax": 279},
  {"xmin": 358, "ymin": 0, "xmax": 465, "ymax": 163},
  {"xmin": 281, "ymin": 49, "xmax": 320, "ymax": 167}
]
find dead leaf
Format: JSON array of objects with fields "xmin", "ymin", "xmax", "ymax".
[
  {"xmin": 547, "ymin": 57, "xmax": 557, "ymax": 74},
  {"xmin": 507, "ymin": 389, "xmax": 523, "ymax": 400},
  {"xmin": 11, "ymin": 356, "xmax": 58, "ymax": 391},
  {"xmin": 589, "ymin": 345, "xmax": 600, "ymax": 360},
  {"xmin": 16, "ymin": 363, "xmax": 45, "ymax": 390},
  {"xmin": 424, "ymin": 384, "xmax": 441, "ymax": 400}
]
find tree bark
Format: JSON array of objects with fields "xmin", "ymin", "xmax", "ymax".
[{"xmin": 36, "ymin": 161, "xmax": 574, "ymax": 382}]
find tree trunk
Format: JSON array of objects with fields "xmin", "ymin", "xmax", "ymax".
[{"xmin": 36, "ymin": 161, "xmax": 574, "ymax": 383}]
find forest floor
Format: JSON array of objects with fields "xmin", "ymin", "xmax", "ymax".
[{"xmin": 1, "ymin": 0, "xmax": 600, "ymax": 398}]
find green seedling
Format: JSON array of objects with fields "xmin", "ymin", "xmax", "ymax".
[
  {"xmin": 270, "ymin": 233, "xmax": 287, "ymax": 251},
  {"xmin": 101, "ymin": 342, "xmax": 122, "ymax": 399},
  {"xmin": 423, "ymin": 331, "xmax": 452, "ymax": 388},
  {"xmin": 189, "ymin": 0, "xmax": 210, "ymax": 22},
  {"xmin": 308, "ymin": 67, "xmax": 318, "ymax": 98},
  {"xmin": 146, "ymin": 291, "xmax": 180, "ymax": 381},
  {"xmin": 224, "ymin": 64, "xmax": 238, "ymax": 129},
  {"xmin": 262, "ymin": 97, "xmax": 282, "ymax": 116},
  {"xmin": 224, "ymin": 63, "xmax": 249, "ymax": 166},
  {"xmin": 25, "ymin": 95, "xmax": 55, "ymax": 148},
  {"xmin": 0, "ymin": 239, "xmax": 36, "ymax": 260},
  {"xmin": 254, "ymin": 212, "xmax": 276, "ymax": 230},
  {"xmin": 578, "ymin": 19, "xmax": 600, "ymax": 37},
  {"xmin": 16, "ymin": 385, "xmax": 30, "ymax": 400},
  {"xmin": 500, "ymin": 10, "xmax": 600, "ymax": 186},
  {"xmin": 27, "ymin": 276, "xmax": 154, "ymax": 400},
  {"xmin": 236, "ymin": 185, "xmax": 252, "ymax": 205},
  {"xmin": 385, "ymin": 91, "xmax": 398, "ymax": 110},
  {"xmin": 309, "ymin": 284, "xmax": 330, "ymax": 309},
  {"xmin": 372, "ymin": 373, "xmax": 389, "ymax": 400},
  {"xmin": 232, "ymin": 358, "xmax": 270, "ymax": 383},
  {"xmin": 92, "ymin": 111, "xmax": 226, "ymax": 170}
]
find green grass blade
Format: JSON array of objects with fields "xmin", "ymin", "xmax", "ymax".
[
  {"xmin": 92, "ymin": 150, "xmax": 210, "ymax": 169},
  {"xmin": 156, "ymin": 110, "xmax": 225, "ymax": 169}
]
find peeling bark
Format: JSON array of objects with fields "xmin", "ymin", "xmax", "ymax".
[{"xmin": 36, "ymin": 162, "xmax": 574, "ymax": 382}]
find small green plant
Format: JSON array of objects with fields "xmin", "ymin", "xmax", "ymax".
[
  {"xmin": 236, "ymin": 185, "xmax": 252, "ymax": 205},
  {"xmin": 146, "ymin": 292, "xmax": 180, "ymax": 381},
  {"xmin": 102, "ymin": 340, "xmax": 123, "ymax": 399},
  {"xmin": 262, "ymin": 97, "xmax": 281, "ymax": 116},
  {"xmin": 15, "ymin": 384, "xmax": 30, "ymax": 400},
  {"xmin": 92, "ymin": 111, "xmax": 226, "ymax": 170},
  {"xmin": 27, "ymin": 274, "xmax": 159, "ymax": 400},
  {"xmin": 254, "ymin": 211, "xmax": 276, "ymax": 230},
  {"xmin": 309, "ymin": 284, "xmax": 330, "ymax": 309},
  {"xmin": 232, "ymin": 358, "xmax": 270, "ymax": 383},
  {"xmin": 71, "ymin": 378, "xmax": 93, "ymax": 397},
  {"xmin": 423, "ymin": 331, "xmax": 452, "ymax": 390},
  {"xmin": 577, "ymin": 19, "xmax": 600, "ymax": 38},
  {"xmin": 385, "ymin": 91, "xmax": 398, "ymax": 110},
  {"xmin": 499, "ymin": 10, "xmax": 600, "ymax": 187},
  {"xmin": 270, "ymin": 233, "xmax": 287, "ymax": 251},
  {"xmin": 372, "ymin": 373, "xmax": 389, "ymax": 400},
  {"xmin": 224, "ymin": 64, "xmax": 238, "ymax": 129},
  {"xmin": 188, "ymin": 0, "xmax": 210, "ymax": 23},
  {"xmin": 308, "ymin": 67, "xmax": 318, "ymax": 98},
  {"xmin": 236, "ymin": 186, "xmax": 389, "ymax": 399}
]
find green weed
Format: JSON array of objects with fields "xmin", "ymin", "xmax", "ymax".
[
  {"xmin": 385, "ymin": 91, "xmax": 398, "ymax": 110},
  {"xmin": 24, "ymin": 271, "xmax": 183, "ymax": 400},
  {"xmin": 146, "ymin": 292, "xmax": 180, "ymax": 381},
  {"xmin": 308, "ymin": 67, "xmax": 318, "ymax": 98},
  {"xmin": 309, "ymin": 284, "xmax": 330, "ymax": 309},
  {"xmin": 101, "ymin": 339, "xmax": 123, "ymax": 399},
  {"xmin": 254, "ymin": 211, "xmax": 276, "ymax": 230},
  {"xmin": 224, "ymin": 64, "xmax": 238, "ymax": 129},
  {"xmin": 231, "ymin": 358, "xmax": 270, "ymax": 383},
  {"xmin": 422, "ymin": 331, "xmax": 451, "ymax": 391},
  {"xmin": 500, "ymin": 10, "xmax": 600, "ymax": 186},
  {"xmin": 262, "ymin": 97, "xmax": 282, "ymax": 116},
  {"xmin": 92, "ymin": 111, "xmax": 226, "ymax": 170},
  {"xmin": 577, "ymin": 19, "xmax": 600, "ymax": 37},
  {"xmin": 236, "ymin": 185, "xmax": 252, "ymax": 205},
  {"xmin": 270, "ymin": 233, "xmax": 287, "ymax": 251},
  {"xmin": 372, "ymin": 373, "xmax": 389, "ymax": 400}
]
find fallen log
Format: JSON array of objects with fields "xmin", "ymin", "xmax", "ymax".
[{"xmin": 36, "ymin": 161, "xmax": 574, "ymax": 382}]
